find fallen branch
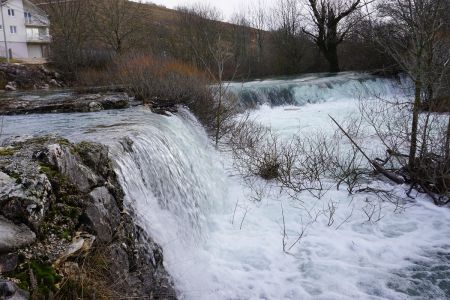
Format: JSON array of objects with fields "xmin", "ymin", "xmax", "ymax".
[{"xmin": 329, "ymin": 115, "xmax": 405, "ymax": 184}]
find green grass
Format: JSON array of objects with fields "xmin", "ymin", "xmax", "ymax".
[
  {"xmin": 0, "ymin": 147, "xmax": 15, "ymax": 156},
  {"xmin": 12, "ymin": 260, "xmax": 62, "ymax": 296}
]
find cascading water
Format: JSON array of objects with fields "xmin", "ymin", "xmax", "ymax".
[
  {"xmin": 2, "ymin": 73, "xmax": 449, "ymax": 300},
  {"xmin": 228, "ymin": 72, "xmax": 410, "ymax": 107},
  {"xmin": 109, "ymin": 110, "xmax": 228, "ymax": 242}
]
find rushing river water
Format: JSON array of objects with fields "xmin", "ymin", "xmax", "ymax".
[{"xmin": 2, "ymin": 72, "xmax": 449, "ymax": 300}]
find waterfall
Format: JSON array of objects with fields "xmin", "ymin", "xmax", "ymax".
[
  {"xmin": 3, "ymin": 73, "xmax": 449, "ymax": 300},
  {"xmin": 110, "ymin": 109, "xmax": 228, "ymax": 244},
  {"xmin": 228, "ymin": 72, "xmax": 410, "ymax": 107}
]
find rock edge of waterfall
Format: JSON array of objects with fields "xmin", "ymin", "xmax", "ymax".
[{"xmin": 0, "ymin": 136, "xmax": 177, "ymax": 299}]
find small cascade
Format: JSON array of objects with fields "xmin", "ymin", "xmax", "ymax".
[{"xmin": 229, "ymin": 72, "xmax": 410, "ymax": 107}]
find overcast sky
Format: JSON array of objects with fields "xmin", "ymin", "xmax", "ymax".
[{"xmin": 141, "ymin": 0, "xmax": 275, "ymax": 20}]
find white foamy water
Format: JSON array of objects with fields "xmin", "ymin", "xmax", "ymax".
[{"xmin": 2, "ymin": 73, "xmax": 449, "ymax": 300}]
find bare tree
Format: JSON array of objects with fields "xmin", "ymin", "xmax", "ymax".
[
  {"xmin": 374, "ymin": 0, "xmax": 449, "ymax": 171},
  {"xmin": 270, "ymin": 0, "xmax": 306, "ymax": 74},
  {"xmin": 248, "ymin": 0, "xmax": 268, "ymax": 65},
  {"xmin": 89, "ymin": 0, "xmax": 148, "ymax": 54},
  {"xmin": 230, "ymin": 12, "xmax": 252, "ymax": 75},
  {"xmin": 43, "ymin": 0, "xmax": 90, "ymax": 77},
  {"xmin": 303, "ymin": 0, "xmax": 363, "ymax": 72},
  {"xmin": 178, "ymin": 5, "xmax": 240, "ymax": 147}
]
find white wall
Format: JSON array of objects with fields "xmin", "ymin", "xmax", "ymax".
[
  {"xmin": 0, "ymin": 0, "xmax": 27, "ymax": 43},
  {"xmin": 27, "ymin": 44, "xmax": 42, "ymax": 58},
  {"xmin": 0, "ymin": 41, "xmax": 28, "ymax": 58}
]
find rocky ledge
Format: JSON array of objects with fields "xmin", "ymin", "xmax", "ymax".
[
  {"xmin": 0, "ymin": 93, "xmax": 131, "ymax": 115},
  {"xmin": 0, "ymin": 137, "xmax": 176, "ymax": 299},
  {"xmin": 0, "ymin": 63, "xmax": 64, "ymax": 91}
]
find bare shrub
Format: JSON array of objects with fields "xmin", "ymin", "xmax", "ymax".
[
  {"xmin": 359, "ymin": 93, "xmax": 450, "ymax": 204},
  {"xmin": 277, "ymin": 133, "xmax": 332, "ymax": 199},
  {"xmin": 229, "ymin": 117, "xmax": 376, "ymax": 200},
  {"xmin": 116, "ymin": 53, "xmax": 209, "ymax": 105},
  {"xmin": 327, "ymin": 117, "xmax": 370, "ymax": 193},
  {"xmin": 229, "ymin": 119, "xmax": 282, "ymax": 181}
]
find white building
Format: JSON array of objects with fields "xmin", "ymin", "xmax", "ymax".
[{"xmin": 0, "ymin": 0, "xmax": 50, "ymax": 60}]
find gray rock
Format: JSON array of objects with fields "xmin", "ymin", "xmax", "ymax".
[
  {"xmin": 88, "ymin": 101, "xmax": 103, "ymax": 112},
  {"xmin": 0, "ymin": 168, "xmax": 52, "ymax": 229},
  {"xmin": 0, "ymin": 216, "xmax": 36, "ymax": 254},
  {"xmin": 106, "ymin": 243, "xmax": 130, "ymax": 281},
  {"xmin": 4, "ymin": 82, "xmax": 16, "ymax": 91},
  {"xmin": 0, "ymin": 92, "xmax": 131, "ymax": 115},
  {"xmin": 85, "ymin": 187, "xmax": 121, "ymax": 243},
  {"xmin": 0, "ymin": 280, "xmax": 29, "ymax": 300},
  {"xmin": 0, "ymin": 172, "xmax": 22, "ymax": 205},
  {"xmin": 48, "ymin": 79, "xmax": 59, "ymax": 87},
  {"xmin": 0, "ymin": 253, "xmax": 18, "ymax": 273},
  {"xmin": 45, "ymin": 144, "xmax": 101, "ymax": 193}
]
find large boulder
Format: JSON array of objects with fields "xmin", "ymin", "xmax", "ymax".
[
  {"xmin": 85, "ymin": 187, "xmax": 121, "ymax": 243},
  {"xmin": 0, "ymin": 163, "xmax": 52, "ymax": 230},
  {"xmin": 0, "ymin": 216, "xmax": 36, "ymax": 254}
]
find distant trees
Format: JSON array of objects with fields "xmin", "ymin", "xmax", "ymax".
[
  {"xmin": 303, "ymin": 0, "xmax": 363, "ymax": 72},
  {"xmin": 271, "ymin": 0, "xmax": 307, "ymax": 75},
  {"xmin": 248, "ymin": 0, "xmax": 268, "ymax": 65},
  {"xmin": 41, "ymin": 0, "xmax": 433, "ymax": 81}
]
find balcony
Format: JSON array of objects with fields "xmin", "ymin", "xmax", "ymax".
[
  {"xmin": 27, "ymin": 34, "xmax": 51, "ymax": 43},
  {"xmin": 25, "ymin": 18, "xmax": 50, "ymax": 27}
]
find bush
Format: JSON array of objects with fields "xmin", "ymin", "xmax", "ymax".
[
  {"xmin": 116, "ymin": 53, "xmax": 211, "ymax": 105},
  {"xmin": 115, "ymin": 53, "xmax": 239, "ymax": 142}
]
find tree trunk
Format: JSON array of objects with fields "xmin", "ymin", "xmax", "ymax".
[
  {"xmin": 445, "ymin": 115, "xmax": 450, "ymax": 160},
  {"xmin": 324, "ymin": 45, "xmax": 340, "ymax": 73},
  {"xmin": 409, "ymin": 80, "xmax": 422, "ymax": 168}
]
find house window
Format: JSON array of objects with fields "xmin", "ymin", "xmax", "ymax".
[
  {"xmin": 24, "ymin": 12, "xmax": 31, "ymax": 22},
  {"xmin": 10, "ymin": 26, "xmax": 17, "ymax": 34},
  {"xmin": 8, "ymin": 9, "xmax": 15, "ymax": 17}
]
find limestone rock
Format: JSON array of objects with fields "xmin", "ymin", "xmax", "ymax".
[
  {"xmin": 88, "ymin": 101, "xmax": 103, "ymax": 112},
  {"xmin": 0, "ymin": 169, "xmax": 52, "ymax": 230},
  {"xmin": 0, "ymin": 253, "xmax": 18, "ymax": 273},
  {"xmin": 0, "ymin": 137, "xmax": 178, "ymax": 299},
  {"xmin": 0, "ymin": 280, "xmax": 29, "ymax": 300},
  {"xmin": 0, "ymin": 216, "xmax": 36, "ymax": 254},
  {"xmin": 85, "ymin": 187, "xmax": 121, "ymax": 242},
  {"xmin": 54, "ymin": 232, "xmax": 95, "ymax": 266},
  {"xmin": 44, "ymin": 144, "xmax": 101, "ymax": 193},
  {"xmin": 0, "ymin": 92, "xmax": 131, "ymax": 115},
  {"xmin": 5, "ymin": 82, "xmax": 16, "ymax": 91},
  {"xmin": 0, "ymin": 171, "xmax": 22, "ymax": 205}
]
